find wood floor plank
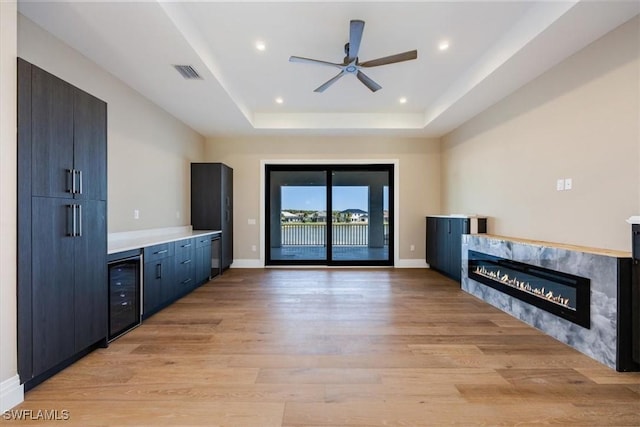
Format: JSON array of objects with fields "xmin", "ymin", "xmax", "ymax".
[{"xmin": 9, "ymin": 268, "xmax": 639, "ymax": 426}]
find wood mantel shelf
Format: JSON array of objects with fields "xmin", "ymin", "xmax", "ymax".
[{"xmin": 474, "ymin": 234, "xmax": 631, "ymax": 258}]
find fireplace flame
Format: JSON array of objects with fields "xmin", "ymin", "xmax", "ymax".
[{"xmin": 473, "ymin": 265, "xmax": 571, "ymax": 307}]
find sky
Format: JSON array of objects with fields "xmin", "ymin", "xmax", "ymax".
[{"xmin": 282, "ymin": 186, "xmax": 389, "ymax": 211}]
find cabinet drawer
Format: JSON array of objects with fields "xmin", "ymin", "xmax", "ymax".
[
  {"xmin": 175, "ymin": 238, "xmax": 195, "ymax": 261},
  {"xmin": 195, "ymin": 235, "xmax": 212, "ymax": 248},
  {"xmin": 144, "ymin": 242, "xmax": 174, "ymax": 262}
]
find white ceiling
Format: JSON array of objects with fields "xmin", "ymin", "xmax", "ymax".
[{"xmin": 18, "ymin": 0, "xmax": 640, "ymax": 138}]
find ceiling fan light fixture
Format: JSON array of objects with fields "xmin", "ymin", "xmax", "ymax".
[{"xmin": 289, "ymin": 19, "xmax": 417, "ymax": 93}]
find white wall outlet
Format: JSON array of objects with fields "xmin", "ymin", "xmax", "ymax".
[
  {"xmin": 564, "ymin": 178, "xmax": 572, "ymax": 190},
  {"xmin": 410, "ymin": 244, "xmax": 415, "ymax": 252},
  {"xmin": 248, "ymin": 218, "xmax": 256, "ymax": 225},
  {"xmin": 251, "ymin": 245, "xmax": 257, "ymax": 252},
  {"xmin": 556, "ymin": 179, "xmax": 565, "ymax": 191},
  {"xmin": 176, "ymin": 211, "xmax": 181, "ymax": 219},
  {"xmin": 133, "ymin": 209, "xmax": 140, "ymax": 219}
]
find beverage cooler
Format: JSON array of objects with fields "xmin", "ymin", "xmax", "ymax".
[{"xmin": 107, "ymin": 250, "xmax": 142, "ymax": 341}]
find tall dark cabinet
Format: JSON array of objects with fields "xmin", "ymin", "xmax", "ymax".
[
  {"xmin": 191, "ymin": 163, "xmax": 233, "ymax": 270},
  {"xmin": 426, "ymin": 216, "xmax": 486, "ymax": 282},
  {"xmin": 18, "ymin": 58, "xmax": 108, "ymax": 389}
]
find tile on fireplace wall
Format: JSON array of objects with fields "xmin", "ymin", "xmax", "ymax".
[{"xmin": 462, "ymin": 234, "xmax": 621, "ymax": 370}]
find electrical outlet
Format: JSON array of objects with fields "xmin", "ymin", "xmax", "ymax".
[
  {"xmin": 556, "ymin": 179, "xmax": 565, "ymax": 191},
  {"xmin": 410, "ymin": 244, "xmax": 415, "ymax": 252},
  {"xmin": 133, "ymin": 209, "xmax": 140, "ymax": 219},
  {"xmin": 176, "ymin": 211, "xmax": 181, "ymax": 219},
  {"xmin": 564, "ymin": 178, "xmax": 572, "ymax": 190},
  {"xmin": 248, "ymin": 218, "xmax": 256, "ymax": 225},
  {"xmin": 251, "ymin": 245, "xmax": 257, "ymax": 252}
]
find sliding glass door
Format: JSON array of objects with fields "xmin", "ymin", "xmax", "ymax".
[{"xmin": 266, "ymin": 164, "xmax": 393, "ymax": 266}]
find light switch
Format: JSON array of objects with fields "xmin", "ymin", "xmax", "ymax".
[
  {"xmin": 134, "ymin": 209, "xmax": 140, "ymax": 219},
  {"xmin": 556, "ymin": 179, "xmax": 565, "ymax": 191},
  {"xmin": 564, "ymin": 178, "xmax": 572, "ymax": 190},
  {"xmin": 248, "ymin": 218, "xmax": 256, "ymax": 225}
]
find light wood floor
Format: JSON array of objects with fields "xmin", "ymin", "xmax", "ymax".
[{"xmin": 7, "ymin": 269, "xmax": 640, "ymax": 426}]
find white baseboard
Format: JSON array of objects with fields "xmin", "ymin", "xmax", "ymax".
[
  {"xmin": 396, "ymin": 259, "xmax": 429, "ymax": 268},
  {"xmin": 230, "ymin": 259, "xmax": 263, "ymax": 268},
  {"xmin": 0, "ymin": 375, "xmax": 23, "ymax": 412}
]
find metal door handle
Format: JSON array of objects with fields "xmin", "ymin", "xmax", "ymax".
[
  {"xmin": 182, "ymin": 259, "xmax": 192, "ymax": 265},
  {"xmin": 77, "ymin": 204, "xmax": 82, "ymax": 236},
  {"xmin": 156, "ymin": 263, "xmax": 162, "ymax": 279},
  {"xmin": 155, "ymin": 249, "xmax": 168, "ymax": 255},
  {"xmin": 67, "ymin": 169, "xmax": 75, "ymax": 194},
  {"xmin": 76, "ymin": 169, "xmax": 83, "ymax": 194},
  {"xmin": 67, "ymin": 204, "xmax": 75, "ymax": 236}
]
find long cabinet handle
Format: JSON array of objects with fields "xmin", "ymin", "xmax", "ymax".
[
  {"xmin": 68, "ymin": 169, "xmax": 76, "ymax": 194},
  {"xmin": 182, "ymin": 243, "xmax": 192, "ymax": 248},
  {"xmin": 155, "ymin": 249, "xmax": 168, "ymax": 255},
  {"xmin": 155, "ymin": 263, "xmax": 162, "ymax": 279},
  {"xmin": 76, "ymin": 169, "xmax": 83, "ymax": 194},
  {"xmin": 77, "ymin": 204, "xmax": 82, "ymax": 237},
  {"xmin": 67, "ymin": 204, "xmax": 75, "ymax": 236},
  {"xmin": 181, "ymin": 259, "xmax": 192, "ymax": 265},
  {"xmin": 67, "ymin": 204, "xmax": 82, "ymax": 236}
]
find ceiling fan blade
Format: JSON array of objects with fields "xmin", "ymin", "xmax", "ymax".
[
  {"xmin": 348, "ymin": 20, "xmax": 365, "ymax": 62},
  {"xmin": 359, "ymin": 50, "xmax": 418, "ymax": 67},
  {"xmin": 314, "ymin": 71, "xmax": 346, "ymax": 93},
  {"xmin": 289, "ymin": 56, "xmax": 343, "ymax": 69},
  {"xmin": 356, "ymin": 70, "xmax": 382, "ymax": 92}
]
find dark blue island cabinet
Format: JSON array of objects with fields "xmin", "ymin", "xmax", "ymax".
[{"xmin": 426, "ymin": 215, "xmax": 487, "ymax": 282}]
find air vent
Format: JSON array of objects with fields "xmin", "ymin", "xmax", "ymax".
[{"xmin": 173, "ymin": 65, "xmax": 202, "ymax": 80}]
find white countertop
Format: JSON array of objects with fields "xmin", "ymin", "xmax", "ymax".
[
  {"xmin": 108, "ymin": 226, "xmax": 221, "ymax": 254},
  {"xmin": 626, "ymin": 216, "xmax": 640, "ymax": 224}
]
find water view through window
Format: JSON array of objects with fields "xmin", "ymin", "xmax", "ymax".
[{"xmin": 266, "ymin": 165, "xmax": 393, "ymax": 266}]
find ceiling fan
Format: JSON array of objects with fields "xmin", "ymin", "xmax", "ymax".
[{"xmin": 289, "ymin": 19, "xmax": 417, "ymax": 93}]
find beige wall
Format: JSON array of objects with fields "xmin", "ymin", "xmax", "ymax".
[
  {"xmin": 18, "ymin": 15, "xmax": 205, "ymax": 233},
  {"xmin": 204, "ymin": 136, "xmax": 440, "ymax": 264},
  {"xmin": 0, "ymin": 0, "xmax": 20, "ymax": 408},
  {"xmin": 441, "ymin": 16, "xmax": 639, "ymax": 252}
]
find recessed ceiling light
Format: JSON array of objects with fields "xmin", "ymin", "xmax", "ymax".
[
  {"xmin": 399, "ymin": 97, "xmax": 407, "ymax": 104},
  {"xmin": 275, "ymin": 97, "xmax": 284, "ymax": 104},
  {"xmin": 438, "ymin": 40, "xmax": 450, "ymax": 51},
  {"xmin": 255, "ymin": 41, "xmax": 266, "ymax": 51}
]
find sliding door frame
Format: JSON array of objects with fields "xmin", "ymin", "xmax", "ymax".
[{"xmin": 260, "ymin": 159, "xmax": 400, "ymax": 267}]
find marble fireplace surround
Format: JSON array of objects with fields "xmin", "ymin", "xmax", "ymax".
[{"xmin": 462, "ymin": 234, "xmax": 635, "ymax": 371}]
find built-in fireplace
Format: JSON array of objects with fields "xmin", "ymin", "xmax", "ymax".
[{"xmin": 468, "ymin": 250, "xmax": 590, "ymax": 328}]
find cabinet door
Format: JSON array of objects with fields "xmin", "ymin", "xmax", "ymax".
[
  {"xmin": 31, "ymin": 197, "xmax": 75, "ymax": 376},
  {"xmin": 74, "ymin": 200, "xmax": 107, "ymax": 351},
  {"xmin": 195, "ymin": 236, "xmax": 212, "ymax": 285},
  {"xmin": 143, "ymin": 261, "xmax": 164, "ymax": 316},
  {"xmin": 448, "ymin": 219, "xmax": 466, "ymax": 282},
  {"xmin": 31, "ymin": 66, "xmax": 74, "ymax": 199},
  {"xmin": 143, "ymin": 258, "xmax": 174, "ymax": 317},
  {"xmin": 436, "ymin": 218, "xmax": 450, "ymax": 274},
  {"xmin": 73, "ymin": 89, "xmax": 107, "ymax": 201},
  {"xmin": 426, "ymin": 217, "xmax": 438, "ymax": 267},
  {"xmin": 222, "ymin": 165, "xmax": 233, "ymax": 269}
]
